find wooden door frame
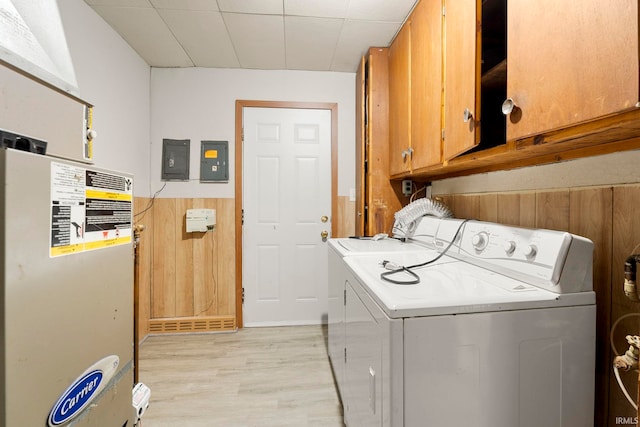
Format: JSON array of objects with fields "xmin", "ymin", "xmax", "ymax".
[{"xmin": 235, "ymin": 100, "xmax": 339, "ymax": 328}]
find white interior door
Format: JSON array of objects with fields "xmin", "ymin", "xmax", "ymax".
[{"xmin": 243, "ymin": 107, "xmax": 332, "ymax": 327}]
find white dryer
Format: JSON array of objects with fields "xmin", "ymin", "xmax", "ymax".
[
  {"xmin": 336, "ymin": 219, "xmax": 596, "ymax": 427},
  {"xmin": 328, "ymin": 217, "xmax": 462, "ymax": 427}
]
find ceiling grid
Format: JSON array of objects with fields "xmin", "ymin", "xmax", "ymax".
[{"xmin": 84, "ymin": 0, "xmax": 418, "ymax": 72}]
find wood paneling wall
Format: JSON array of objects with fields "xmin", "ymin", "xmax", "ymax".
[
  {"xmin": 134, "ymin": 197, "xmax": 152, "ymax": 343},
  {"xmin": 135, "ymin": 197, "xmax": 236, "ymax": 336},
  {"xmin": 336, "ymin": 195, "xmax": 356, "ymax": 238},
  {"xmin": 436, "ymin": 184, "xmax": 640, "ymax": 427}
]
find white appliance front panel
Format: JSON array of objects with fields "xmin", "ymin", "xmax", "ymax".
[
  {"xmin": 403, "ymin": 304, "xmax": 596, "ymax": 427},
  {"xmin": 1, "ymin": 149, "xmax": 134, "ymax": 426},
  {"xmin": 0, "ymin": 64, "xmax": 91, "ymax": 163}
]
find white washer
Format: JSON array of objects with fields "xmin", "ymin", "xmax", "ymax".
[{"xmin": 335, "ymin": 219, "xmax": 596, "ymax": 427}]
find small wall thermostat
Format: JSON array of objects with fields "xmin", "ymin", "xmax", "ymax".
[
  {"xmin": 200, "ymin": 140, "xmax": 228, "ymax": 182},
  {"xmin": 186, "ymin": 208, "xmax": 216, "ymax": 232}
]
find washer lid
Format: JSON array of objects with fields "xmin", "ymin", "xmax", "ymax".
[
  {"xmin": 344, "ymin": 253, "xmax": 595, "ymax": 319},
  {"xmin": 328, "ymin": 237, "xmax": 425, "ymax": 257}
]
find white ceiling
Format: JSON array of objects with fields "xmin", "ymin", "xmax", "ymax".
[{"xmin": 83, "ymin": 0, "xmax": 418, "ymax": 72}]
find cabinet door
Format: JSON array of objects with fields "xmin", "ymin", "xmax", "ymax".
[
  {"xmin": 443, "ymin": 0, "xmax": 481, "ymax": 160},
  {"xmin": 366, "ymin": 48, "xmax": 399, "ymax": 236},
  {"xmin": 388, "ymin": 23, "xmax": 412, "ymax": 176},
  {"xmin": 410, "ymin": 0, "xmax": 444, "ymax": 170},
  {"xmin": 506, "ymin": 0, "xmax": 639, "ymax": 141},
  {"xmin": 355, "ymin": 56, "xmax": 366, "ymax": 236}
]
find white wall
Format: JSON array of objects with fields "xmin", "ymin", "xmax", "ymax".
[
  {"xmin": 58, "ymin": 0, "xmax": 151, "ymax": 196},
  {"xmin": 150, "ymin": 67, "xmax": 355, "ymax": 199},
  {"xmin": 431, "ymin": 149, "xmax": 640, "ymax": 195}
]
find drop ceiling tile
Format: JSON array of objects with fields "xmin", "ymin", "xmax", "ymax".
[
  {"xmin": 284, "ymin": 0, "xmax": 349, "ymax": 19},
  {"xmin": 331, "ymin": 20, "xmax": 400, "ymax": 71},
  {"xmin": 150, "ymin": 0, "xmax": 218, "ymax": 10},
  {"xmin": 91, "ymin": 5, "xmax": 193, "ymax": 67},
  {"xmin": 285, "ymin": 16, "xmax": 343, "ymax": 71},
  {"xmin": 347, "ymin": 0, "xmax": 417, "ymax": 22},
  {"xmin": 217, "ymin": 0, "xmax": 282, "ymax": 15},
  {"xmin": 223, "ymin": 13, "xmax": 285, "ymax": 69},
  {"xmin": 85, "ymin": 0, "xmax": 152, "ymax": 7},
  {"xmin": 85, "ymin": 0, "xmax": 414, "ymax": 71},
  {"xmin": 158, "ymin": 9, "xmax": 239, "ymax": 67}
]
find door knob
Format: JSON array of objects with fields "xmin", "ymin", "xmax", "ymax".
[
  {"xmin": 463, "ymin": 108, "xmax": 474, "ymax": 122},
  {"xmin": 321, "ymin": 230, "xmax": 329, "ymax": 239},
  {"xmin": 502, "ymin": 98, "xmax": 517, "ymax": 115},
  {"xmin": 402, "ymin": 147, "xmax": 414, "ymax": 160},
  {"xmin": 321, "ymin": 215, "xmax": 329, "ymax": 223}
]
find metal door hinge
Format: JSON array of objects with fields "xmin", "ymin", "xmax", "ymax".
[
  {"xmin": 242, "ymin": 209, "xmax": 244, "ymax": 225},
  {"xmin": 344, "ymin": 347, "xmax": 347, "ymax": 363},
  {"xmin": 344, "ymin": 288, "xmax": 347, "ymax": 305},
  {"xmin": 242, "ymin": 287, "xmax": 245, "ymax": 304}
]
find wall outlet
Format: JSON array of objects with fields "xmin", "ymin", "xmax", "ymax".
[{"xmin": 402, "ymin": 180, "xmax": 412, "ymax": 197}]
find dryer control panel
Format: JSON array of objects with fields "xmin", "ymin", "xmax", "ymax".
[{"xmin": 433, "ymin": 219, "xmax": 593, "ymax": 294}]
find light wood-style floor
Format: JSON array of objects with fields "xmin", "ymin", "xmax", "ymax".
[{"xmin": 138, "ymin": 325, "xmax": 345, "ymax": 427}]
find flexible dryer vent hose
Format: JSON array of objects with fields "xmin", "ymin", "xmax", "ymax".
[{"xmin": 394, "ymin": 198, "xmax": 453, "ymax": 230}]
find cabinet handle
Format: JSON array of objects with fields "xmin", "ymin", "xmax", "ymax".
[
  {"xmin": 502, "ymin": 98, "xmax": 518, "ymax": 115},
  {"xmin": 463, "ymin": 108, "xmax": 473, "ymax": 122},
  {"xmin": 402, "ymin": 147, "xmax": 414, "ymax": 160}
]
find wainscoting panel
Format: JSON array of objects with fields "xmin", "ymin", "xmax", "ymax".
[
  {"xmin": 336, "ymin": 195, "xmax": 355, "ymax": 238},
  {"xmin": 134, "ymin": 197, "xmax": 152, "ymax": 343},
  {"xmin": 152, "ymin": 198, "xmax": 177, "ymax": 318},
  {"xmin": 139, "ymin": 197, "xmax": 237, "ymax": 333}
]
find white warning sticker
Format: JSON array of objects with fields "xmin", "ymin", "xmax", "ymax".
[{"xmin": 50, "ymin": 162, "xmax": 133, "ymax": 257}]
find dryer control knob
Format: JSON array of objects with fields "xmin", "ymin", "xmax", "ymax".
[
  {"xmin": 524, "ymin": 244, "xmax": 537, "ymax": 258},
  {"xmin": 472, "ymin": 232, "xmax": 489, "ymax": 250},
  {"xmin": 503, "ymin": 240, "xmax": 516, "ymax": 255}
]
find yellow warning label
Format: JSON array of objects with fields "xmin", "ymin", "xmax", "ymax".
[
  {"xmin": 49, "ymin": 237, "xmax": 131, "ymax": 257},
  {"xmin": 205, "ymin": 149, "xmax": 218, "ymax": 159},
  {"xmin": 83, "ymin": 236, "xmax": 132, "ymax": 251},
  {"xmin": 50, "ymin": 244, "xmax": 84, "ymax": 257},
  {"xmin": 85, "ymin": 189, "xmax": 133, "ymax": 201}
]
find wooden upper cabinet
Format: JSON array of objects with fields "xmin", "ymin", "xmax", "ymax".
[
  {"xmin": 411, "ymin": 0, "xmax": 444, "ymax": 169},
  {"xmin": 505, "ymin": 0, "xmax": 639, "ymax": 141},
  {"xmin": 355, "ymin": 48, "xmax": 404, "ymax": 236},
  {"xmin": 388, "ymin": 22, "xmax": 412, "ymax": 176},
  {"xmin": 443, "ymin": 0, "xmax": 481, "ymax": 160}
]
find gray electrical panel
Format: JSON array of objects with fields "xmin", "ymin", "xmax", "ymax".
[
  {"xmin": 200, "ymin": 140, "xmax": 229, "ymax": 182},
  {"xmin": 161, "ymin": 139, "xmax": 190, "ymax": 181}
]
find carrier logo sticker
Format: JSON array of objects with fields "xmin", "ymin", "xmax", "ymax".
[{"xmin": 48, "ymin": 355, "xmax": 119, "ymax": 426}]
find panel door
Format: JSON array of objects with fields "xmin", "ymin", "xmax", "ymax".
[
  {"xmin": 443, "ymin": 0, "xmax": 481, "ymax": 160},
  {"xmin": 506, "ymin": 0, "xmax": 639, "ymax": 141},
  {"xmin": 243, "ymin": 107, "xmax": 332, "ymax": 326},
  {"xmin": 388, "ymin": 23, "xmax": 412, "ymax": 176},
  {"xmin": 411, "ymin": 0, "xmax": 444, "ymax": 169}
]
